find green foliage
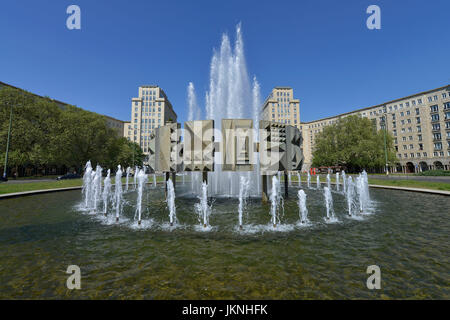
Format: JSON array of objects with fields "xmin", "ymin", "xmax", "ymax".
[
  {"xmin": 0, "ymin": 86, "xmax": 144, "ymax": 173},
  {"xmin": 415, "ymin": 170, "xmax": 450, "ymax": 176},
  {"xmin": 311, "ymin": 115, "xmax": 397, "ymax": 171}
]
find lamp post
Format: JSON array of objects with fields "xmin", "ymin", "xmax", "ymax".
[
  {"xmin": 2, "ymin": 102, "xmax": 13, "ymax": 181},
  {"xmin": 382, "ymin": 115, "xmax": 389, "ymax": 176}
]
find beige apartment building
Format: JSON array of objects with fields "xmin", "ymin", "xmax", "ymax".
[
  {"xmin": 123, "ymin": 85, "xmax": 177, "ymax": 156},
  {"xmin": 260, "ymin": 87, "xmax": 301, "ymax": 130},
  {"xmin": 299, "ymin": 85, "xmax": 450, "ymax": 173}
]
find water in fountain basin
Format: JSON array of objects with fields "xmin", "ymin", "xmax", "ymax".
[
  {"xmin": 324, "ymin": 186, "xmax": 335, "ymax": 221},
  {"xmin": 298, "ymin": 189, "xmax": 308, "ymax": 225},
  {"xmin": 166, "ymin": 178, "xmax": 176, "ymax": 226},
  {"xmin": 115, "ymin": 165, "xmax": 123, "ymax": 221},
  {"xmin": 102, "ymin": 169, "xmax": 112, "ymax": 215},
  {"xmin": 238, "ymin": 176, "xmax": 250, "ymax": 229}
]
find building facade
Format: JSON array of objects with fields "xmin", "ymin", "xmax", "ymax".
[
  {"xmin": 300, "ymin": 85, "xmax": 450, "ymax": 173},
  {"xmin": 124, "ymin": 85, "xmax": 177, "ymax": 156},
  {"xmin": 260, "ymin": 87, "xmax": 301, "ymax": 130}
]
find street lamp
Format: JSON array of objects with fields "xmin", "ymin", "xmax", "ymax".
[
  {"xmin": 381, "ymin": 115, "xmax": 389, "ymax": 176},
  {"xmin": 2, "ymin": 102, "xmax": 13, "ymax": 181}
]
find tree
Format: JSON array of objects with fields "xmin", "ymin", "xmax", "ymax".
[
  {"xmin": 311, "ymin": 115, "xmax": 397, "ymax": 172},
  {"xmin": 0, "ymin": 86, "xmax": 145, "ymax": 176}
]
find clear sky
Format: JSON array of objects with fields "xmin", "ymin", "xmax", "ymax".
[{"xmin": 1, "ymin": 0, "xmax": 449, "ymax": 123}]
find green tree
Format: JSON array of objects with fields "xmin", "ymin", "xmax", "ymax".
[{"xmin": 311, "ymin": 115, "xmax": 397, "ymax": 172}]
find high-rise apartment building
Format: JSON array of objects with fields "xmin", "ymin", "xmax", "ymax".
[
  {"xmin": 124, "ymin": 85, "xmax": 177, "ymax": 155},
  {"xmin": 260, "ymin": 87, "xmax": 301, "ymax": 130},
  {"xmin": 300, "ymin": 85, "xmax": 450, "ymax": 173}
]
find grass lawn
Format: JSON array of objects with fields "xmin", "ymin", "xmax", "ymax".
[
  {"xmin": 290, "ymin": 174, "xmax": 450, "ymax": 192},
  {"xmin": 1, "ymin": 174, "xmax": 449, "ymax": 195}
]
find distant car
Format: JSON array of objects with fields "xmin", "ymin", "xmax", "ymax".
[{"xmin": 56, "ymin": 173, "xmax": 81, "ymax": 180}]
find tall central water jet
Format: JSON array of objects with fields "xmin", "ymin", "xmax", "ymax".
[
  {"xmin": 316, "ymin": 175, "xmax": 321, "ymax": 189},
  {"xmin": 307, "ymin": 172, "xmax": 311, "ymax": 188},
  {"xmin": 336, "ymin": 172, "xmax": 340, "ymax": 191},
  {"xmin": 342, "ymin": 171, "xmax": 347, "ymax": 194},
  {"xmin": 166, "ymin": 178, "xmax": 176, "ymax": 226},
  {"xmin": 297, "ymin": 172, "xmax": 301, "ymax": 187},
  {"xmin": 326, "ymin": 173, "xmax": 331, "ymax": 190},
  {"xmin": 201, "ymin": 23, "xmax": 261, "ymax": 197},
  {"xmin": 93, "ymin": 165, "xmax": 103, "ymax": 212},
  {"xmin": 238, "ymin": 176, "xmax": 250, "ymax": 229},
  {"xmin": 346, "ymin": 176, "xmax": 355, "ymax": 216}
]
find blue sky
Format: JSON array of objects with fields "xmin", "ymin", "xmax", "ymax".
[{"xmin": 1, "ymin": 0, "xmax": 449, "ymax": 123}]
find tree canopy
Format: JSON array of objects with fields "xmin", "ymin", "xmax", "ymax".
[
  {"xmin": 311, "ymin": 115, "xmax": 397, "ymax": 172},
  {"xmin": 0, "ymin": 86, "xmax": 144, "ymax": 174}
]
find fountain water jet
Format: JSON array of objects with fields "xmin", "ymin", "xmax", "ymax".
[
  {"xmin": 298, "ymin": 189, "xmax": 308, "ymax": 224},
  {"xmin": 115, "ymin": 165, "xmax": 123, "ymax": 222},
  {"xmin": 195, "ymin": 182, "xmax": 211, "ymax": 228},
  {"xmin": 135, "ymin": 169, "xmax": 148, "ymax": 225},
  {"xmin": 82, "ymin": 161, "xmax": 93, "ymax": 209},
  {"xmin": 92, "ymin": 165, "xmax": 103, "ymax": 212},
  {"xmin": 342, "ymin": 171, "xmax": 347, "ymax": 194},
  {"xmin": 133, "ymin": 166, "xmax": 138, "ymax": 190},
  {"xmin": 324, "ymin": 187, "xmax": 335, "ymax": 220},
  {"xmin": 336, "ymin": 172, "xmax": 340, "ymax": 191},
  {"xmin": 326, "ymin": 173, "xmax": 331, "ymax": 190},
  {"xmin": 307, "ymin": 172, "xmax": 311, "ymax": 188},
  {"xmin": 125, "ymin": 167, "xmax": 131, "ymax": 192},
  {"xmin": 102, "ymin": 169, "xmax": 112, "ymax": 216},
  {"xmin": 346, "ymin": 176, "xmax": 356, "ymax": 216},
  {"xmin": 238, "ymin": 176, "xmax": 250, "ymax": 230},
  {"xmin": 297, "ymin": 172, "xmax": 301, "ymax": 187},
  {"xmin": 166, "ymin": 178, "xmax": 176, "ymax": 226},
  {"xmin": 316, "ymin": 175, "xmax": 321, "ymax": 189},
  {"xmin": 270, "ymin": 176, "xmax": 283, "ymax": 228}
]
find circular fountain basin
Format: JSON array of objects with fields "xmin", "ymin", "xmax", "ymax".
[{"xmin": 0, "ymin": 185, "xmax": 448, "ymax": 299}]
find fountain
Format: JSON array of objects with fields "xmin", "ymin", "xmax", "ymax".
[
  {"xmin": 288, "ymin": 172, "xmax": 292, "ymax": 187},
  {"xmin": 114, "ymin": 165, "xmax": 123, "ymax": 222},
  {"xmin": 342, "ymin": 171, "xmax": 347, "ymax": 194},
  {"xmin": 133, "ymin": 166, "xmax": 138, "ymax": 190},
  {"xmin": 336, "ymin": 172, "xmax": 340, "ymax": 191},
  {"xmin": 166, "ymin": 178, "xmax": 176, "ymax": 226},
  {"xmin": 204, "ymin": 23, "xmax": 262, "ymax": 197},
  {"xmin": 316, "ymin": 175, "xmax": 321, "ymax": 189},
  {"xmin": 297, "ymin": 172, "xmax": 301, "ymax": 187},
  {"xmin": 307, "ymin": 172, "xmax": 311, "ymax": 188},
  {"xmin": 102, "ymin": 169, "xmax": 112, "ymax": 215},
  {"xmin": 92, "ymin": 165, "xmax": 102, "ymax": 212},
  {"xmin": 270, "ymin": 176, "xmax": 283, "ymax": 228},
  {"xmin": 324, "ymin": 186, "xmax": 335, "ymax": 221},
  {"xmin": 195, "ymin": 182, "xmax": 211, "ymax": 228},
  {"xmin": 346, "ymin": 176, "xmax": 356, "ymax": 216},
  {"xmin": 153, "ymin": 173, "xmax": 156, "ymax": 188},
  {"xmin": 326, "ymin": 173, "xmax": 331, "ymax": 190},
  {"xmin": 135, "ymin": 169, "xmax": 148, "ymax": 225},
  {"xmin": 82, "ymin": 161, "xmax": 93, "ymax": 209},
  {"xmin": 125, "ymin": 167, "xmax": 131, "ymax": 192},
  {"xmin": 238, "ymin": 176, "xmax": 250, "ymax": 229},
  {"xmin": 356, "ymin": 170, "xmax": 371, "ymax": 213},
  {"xmin": 298, "ymin": 189, "xmax": 308, "ymax": 224}
]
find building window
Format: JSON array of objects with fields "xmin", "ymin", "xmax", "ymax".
[
  {"xmin": 434, "ymin": 142, "xmax": 442, "ymax": 150},
  {"xmin": 430, "ymin": 105, "xmax": 439, "ymax": 113},
  {"xmin": 431, "ymin": 114, "xmax": 440, "ymax": 122}
]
